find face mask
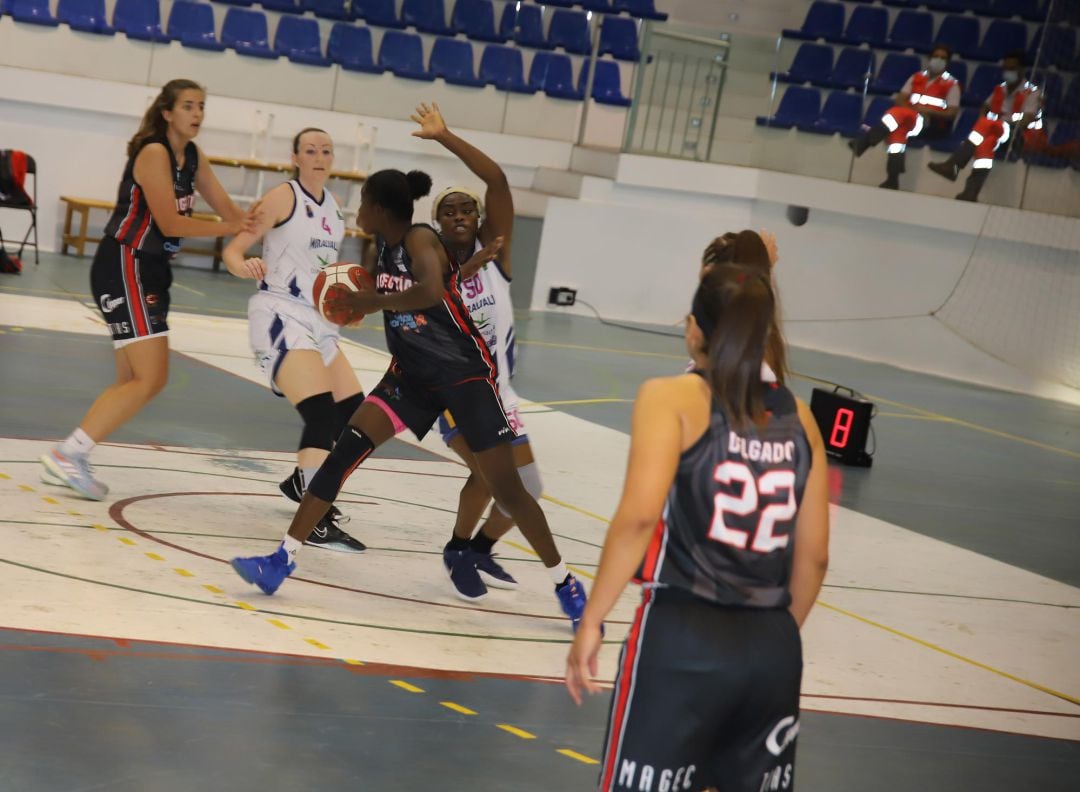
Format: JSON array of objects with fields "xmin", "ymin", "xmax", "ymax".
[
  {"xmin": 1003, "ymin": 70, "xmax": 1019, "ymax": 85},
  {"xmin": 928, "ymin": 57, "xmax": 947, "ymax": 73}
]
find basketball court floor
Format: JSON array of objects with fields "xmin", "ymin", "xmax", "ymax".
[{"xmin": 0, "ymin": 254, "xmax": 1077, "ymax": 791}]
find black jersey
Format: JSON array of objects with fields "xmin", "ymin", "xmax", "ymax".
[
  {"xmin": 104, "ymin": 135, "xmax": 198, "ymax": 257},
  {"xmin": 638, "ymin": 378, "xmax": 811, "ymax": 609},
  {"xmin": 374, "ymin": 224, "xmax": 496, "ymax": 388}
]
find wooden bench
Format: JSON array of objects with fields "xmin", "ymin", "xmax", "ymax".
[{"xmin": 59, "ymin": 196, "xmax": 224, "ymax": 269}]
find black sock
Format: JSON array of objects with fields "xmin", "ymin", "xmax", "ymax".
[
  {"xmin": 446, "ymin": 535, "xmax": 470, "ymax": 551},
  {"xmin": 554, "ymin": 573, "xmax": 572, "ymax": 590},
  {"xmin": 469, "ymin": 531, "xmax": 496, "ymax": 555}
]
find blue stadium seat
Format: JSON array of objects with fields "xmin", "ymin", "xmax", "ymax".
[
  {"xmin": 478, "ymin": 44, "xmax": 534, "ymax": 93},
  {"xmin": 580, "ymin": 0, "xmax": 613, "ymax": 11},
  {"xmin": 1060, "ymin": 77, "xmax": 1080, "ymax": 119},
  {"xmin": 529, "ymin": 51, "xmax": 584, "ymax": 100},
  {"xmin": 1035, "ymin": 70, "xmax": 1064, "ymax": 117},
  {"xmin": 599, "ymin": 16, "xmax": 639, "ymax": 61},
  {"xmin": 402, "ymin": 0, "xmax": 451, "ymax": 35},
  {"xmin": 451, "ymin": 0, "xmax": 504, "ymax": 43},
  {"xmin": 261, "ymin": 0, "xmax": 302, "ymax": 13},
  {"xmin": 774, "ymin": 43, "xmax": 834, "ymax": 87},
  {"xmin": 862, "ymin": 95, "xmax": 894, "ymax": 130},
  {"xmin": 935, "ymin": 15, "xmax": 981, "ymax": 60},
  {"xmin": 215, "ymin": 0, "xmax": 253, "ymax": 5},
  {"xmin": 838, "ymin": 5, "xmax": 887, "ymax": 48},
  {"xmin": 927, "ymin": 107, "xmax": 978, "ymax": 152},
  {"xmin": 1031, "ymin": 26, "xmax": 1077, "ymax": 72},
  {"xmin": 579, "ymin": 59, "xmax": 631, "ymax": 106},
  {"xmin": 962, "ymin": 63, "xmax": 1002, "ymax": 106},
  {"xmin": 429, "ymin": 37, "xmax": 483, "ymax": 86},
  {"xmin": 541, "ymin": 0, "xmax": 575, "ymax": 6},
  {"xmin": 988, "ymin": 0, "xmax": 1040, "ymax": 19},
  {"xmin": 10, "ymin": 0, "xmax": 58, "ymax": 26},
  {"xmin": 167, "ymin": 1, "xmax": 225, "ymax": 51},
  {"xmin": 327, "ymin": 22, "xmax": 382, "ymax": 72},
  {"xmin": 881, "ymin": 0, "xmax": 917, "ymax": 6},
  {"xmin": 378, "ymin": 30, "xmax": 434, "ymax": 80},
  {"xmin": 502, "ymin": 4, "xmax": 550, "ymax": 50},
  {"xmin": 222, "ymin": 7, "xmax": 275, "ymax": 58},
  {"xmin": 807, "ymin": 90, "xmax": 863, "ymax": 136},
  {"xmin": 1025, "ymin": 119, "xmax": 1079, "ymax": 168},
  {"xmin": 884, "ymin": 10, "xmax": 933, "ymax": 53},
  {"xmin": 303, "ymin": 0, "xmax": 349, "ymax": 20},
  {"xmin": 827, "ymin": 47, "xmax": 874, "ymax": 90},
  {"xmin": 548, "ymin": 9, "xmax": 590, "ymax": 55},
  {"xmin": 113, "ymin": 0, "xmax": 167, "ymax": 41},
  {"xmin": 970, "ymin": 19, "xmax": 1027, "ymax": 62},
  {"xmin": 611, "ymin": 0, "xmax": 667, "ymax": 21},
  {"xmin": 274, "ymin": 15, "xmax": 328, "ymax": 65},
  {"xmin": 946, "ymin": 59, "xmax": 967, "ymax": 93},
  {"xmin": 353, "ymin": 0, "xmax": 405, "ymax": 28},
  {"xmin": 870, "ymin": 53, "xmax": 921, "ymax": 95},
  {"xmin": 755, "ymin": 86, "xmax": 822, "ymax": 129},
  {"xmin": 782, "ymin": 1, "xmax": 843, "ymax": 42},
  {"xmin": 926, "ymin": 0, "xmax": 989, "ymax": 11},
  {"xmin": 58, "ymin": 0, "xmax": 114, "ymax": 34}
]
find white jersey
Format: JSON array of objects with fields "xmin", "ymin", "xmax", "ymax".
[
  {"xmin": 458, "ymin": 239, "xmax": 517, "ymax": 394},
  {"xmin": 258, "ymin": 180, "xmax": 345, "ymax": 305}
]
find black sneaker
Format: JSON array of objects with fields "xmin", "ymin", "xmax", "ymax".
[
  {"xmin": 280, "ymin": 467, "xmax": 350, "ymax": 523},
  {"xmin": 306, "ymin": 514, "xmax": 366, "ymax": 553}
]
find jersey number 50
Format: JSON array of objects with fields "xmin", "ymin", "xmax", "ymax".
[{"xmin": 709, "ymin": 461, "xmax": 796, "ymax": 553}]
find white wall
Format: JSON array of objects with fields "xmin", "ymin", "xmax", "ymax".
[{"xmin": 529, "ymin": 155, "xmax": 1080, "ymax": 403}]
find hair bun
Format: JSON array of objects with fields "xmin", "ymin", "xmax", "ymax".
[{"xmin": 405, "ymin": 170, "xmax": 433, "ymax": 200}]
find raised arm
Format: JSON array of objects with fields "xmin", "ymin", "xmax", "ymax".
[
  {"xmin": 789, "ymin": 399, "xmax": 830, "ymax": 628},
  {"xmin": 411, "ymin": 102, "xmax": 516, "ymax": 275},
  {"xmin": 133, "ymin": 143, "xmax": 247, "ymax": 239}
]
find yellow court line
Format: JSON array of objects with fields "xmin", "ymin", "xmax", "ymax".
[
  {"xmin": 42, "ymin": 496, "xmax": 59, "ymax": 505},
  {"xmin": 18, "ymin": 484, "xmax": 34, "ymax": 492},
  {"xmin": 440, "ymin": 701, "xmax": 477, "ymax": 716},
  {"xmin": 234, "ymin": 601, "xmax": 257, "ymax": 611},
  {"xmin": 503, "ymin": 540, "xmax": 595, "ymax": 581},
  {"xmin": 541, "ymin": 494, "xmax": 611, "ymax": 526},
  {"xmin": 203, "ymin": 584, "xmax": 224, "ymax": 594},
  {"xmin": 305, "ymin": 638, "xmax": 330, "ymax": 650},
  {"xmin": 342, "ymin": 658, "xmax": 365, "ymax": 666},
  {"xmin": 118, "ymin": 537, "xmax": 136, "ymax": 546},
  {"xmin": 267, "ymin": 619, "xmax": 291, "ymax": 630},
  {"xmin": 817, "ymin": 601, "xmax": 1080, "ymax": 707},
  {"xmin": 517, "ymin": 338, "xmax": 685, "ymax": 361},
  {"xmin": 171, "ymin": 282, "xmax": 206, "ymax": 297},
  {"xmin": 174, "ymin": 568, "xmax": 194, "ymax": 578},
  {"xmin": 92, "ymin": 524, "xmax": 109, "ymax": 532},
  {"xmin": 496, "ymin": 724, "xmax": 537, "ymax": 740},
  {"xmin": 875, "ymin": 412, "xmax": 953, "ymax": 422},
  {"xmin": 0, "ymin": 473, "xmax": 9, "ymax": 479},
  {"xmin": 531, "ymin": 398, "xmax": 632, "ymax": 407},
  {"xmin": 67, "ymin": 509, "xmax": 82, "ymax": 516},
  {"xmin": 557, "ymin": 748, "xmax": 600, "ymax": 765},
  {"xmin": 390, "ymin": 680, "xmax": 425, "ymax": 693},
  {"xmin": 145, "ymin": 552, "xmax": 164, "ymax": 561}
]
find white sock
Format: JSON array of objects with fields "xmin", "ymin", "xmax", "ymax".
[
  {"xmin": 280, "ymin": 535, "xmax": 302, "ymax": 563},
  {"xmin": 300, "ymin": 467, "xmax": 319, "ymax": 493},
  {"xmin": 546, "ymin": 561, "xmax": 570, "ymax": 587},
  {"xmin": 59, "ymin": 428, "xmax": 96, "ymax": 458}
]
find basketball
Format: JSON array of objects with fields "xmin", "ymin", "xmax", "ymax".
[{"xmin": 312, "ymin": 263, "xmax": 374, "ymax": 327}]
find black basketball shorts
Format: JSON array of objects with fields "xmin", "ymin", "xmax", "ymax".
[
  {"xmin": 599, "ymin": 587, "xmax": 803, "ymax": 792},
  {"xmin": 90, "ymin": 236, "xmax": 172, "ymax": 347},
  {"xmin": 366, "ymin": 361, "xmax": 514, "ymax": 453}
]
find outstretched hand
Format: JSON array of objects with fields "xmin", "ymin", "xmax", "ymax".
[
  {"xmin": 458, "ymin": 236, "xmax": 504, "ymax": 280},
  {"xmin": 410, "ymin": 102, "xmax": 448, "ymax": 140},
  {"xmin": 565, "ymin": 622, "xmax": 603, "ymax": 706}
]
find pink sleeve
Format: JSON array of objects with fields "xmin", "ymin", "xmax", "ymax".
[
  {"xmin": 900, "ymin": 75, "xmax": 914, "ymax": 94},
  {"xmin": 947, "ymin": 82, "xmax": 961, "ymax": 107},
  {"xmin": 1023, "ymin": 87, "xmax": 1042, "ymax": 115}
]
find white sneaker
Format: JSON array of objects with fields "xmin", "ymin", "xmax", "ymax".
[{"xmin": 40, "ymin": 448, "xmax": 108, "ymax": 501}]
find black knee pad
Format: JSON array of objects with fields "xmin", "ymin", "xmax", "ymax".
[
  {"xmin": 307, "ymin": 426, "xmax": 376, "ymax": 503},
  {"xmin": 334, "ymin": 391, "xmax": 365, "ymax": 437},
  {"xmin": 296, "ymin": 392, "xmax": 336, "ymax": 452}
]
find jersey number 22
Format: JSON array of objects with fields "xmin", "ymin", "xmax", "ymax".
[{"xmin": 709, "ymin": 461, "xmax": 796, "ymax": 553}]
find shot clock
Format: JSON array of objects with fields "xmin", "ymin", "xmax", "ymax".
[{"xmin": 809, "ymin": 387, "xmax": 874, "ymax": 467}]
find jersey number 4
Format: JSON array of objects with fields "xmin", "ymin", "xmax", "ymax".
[{"xmin": 709, "ymin": 461, "xmax": 796, "ymax": 553}]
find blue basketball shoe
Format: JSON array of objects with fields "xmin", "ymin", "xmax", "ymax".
[
  {"xmin": 555, "ymin": 574, "xmax": 601, "ymax": 633},
  {"xmin": 231, "ymin": 546, "xmax": 295, "ymax": 595}
]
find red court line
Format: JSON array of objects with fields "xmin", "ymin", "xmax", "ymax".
[{"xmin": 109, "ymin": 491, "xmax": 629, "ymax": 625}]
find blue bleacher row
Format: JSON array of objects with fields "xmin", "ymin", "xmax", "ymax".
[
  {"xmin": 1, "ymin": 0, "xmax": 643, "ymax": 104},
  {"xmin": 756, "ymin": 85, "xmax": 1079, "ymax": 170},
  {"xmin": 3, "ymin": 0, "xmax": 656, "ymax": 57},
  {"xmin": 773, "ymin": 44, "xmax": 1079, "ymax": 118},
  {"xmin": 786, "ymin": 1, "xmax": 1079, "ymax": 69},
  {"xmin": 837, "ymin": 0, "xmax": 1079, "ymax": 26}
]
